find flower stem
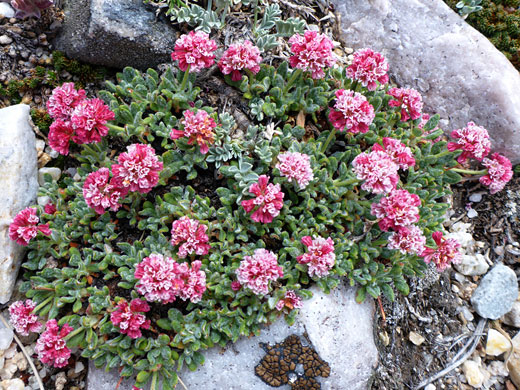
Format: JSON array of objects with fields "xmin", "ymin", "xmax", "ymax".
[
  {"xmin": 320, "ymin": 128, "xmax": 337, "ymax": 153},
  {"xmin": 180, "ymin": 66, "xmax": 191, "ymax": 91},
  {"xmin": 106, "ymin": 123, "xmax": 125, "ymax": 133},
  {"xmin": 151, "ymin": 372, "xmax": 158, "ymax": 390},
  {"xmin": 33, "ymin": 296, "xmax": 53, "ymax": 315},
  {"xmin": 283, "ymin": 68, "xmax": 303, "ymax": 94},
  {"xmin": 451, "ymin": 168, "xmax": 487, "ymax": 175}
]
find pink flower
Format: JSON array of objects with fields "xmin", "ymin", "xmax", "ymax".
[
  {"xmin": 373, "ymin": 138, "xmax": 415, "ymax": 170},
  {"xmin": 479, "ymin": 153, "xmax": 513, "ymax": 194},
  {"xmin": 346, "ymin": 48, "xmax": 389, "ymax": 91},
  {"xmin": 388, "ymin": 87, "xmax": 423, "ymax": 122},
  {"xmin": 447, "ymin": 122, "xmax": 491, "ymax": 163},
  {"xmin": 171, "ymin": 31, "xmax": 217, "ymax": 73},
  {"xmin": 134, "ymin": 254, "xmax": 206, "ymax": 304},
  {"xmin": 43, "ymin": 202, "xmax": 57, "ymax": 214},
  {"xmin": 275, "ymin": 290, "xmax": 303, "ymax": 311},
  {"xmin": 46, "ymin": 82, "xmax": 86, "ymax": 121},
  {"xmin": 231, "ymin": 281, "xmax": 241, "ymax": 291},
  {"xmin": 48, "ymin": 120, "xmax": 74, "ymax": 155},
  {"xmin": 71, "ymin": 98, "xmax": 115, "ymax": 144},
  {"xmin": 297, "ymin": 236, "xmax": 336, "ymax": 278},
  {"xmin": 236, "ymin": 249, "xmax": 283, "ymax": 296},
  {"xmin": 9, "ymin": 207, "xmax": 51, "ymax": 246},
  {"xmin": 218, "ymin": 40, "xmax": 262, "ymax": 81},
  {"xmin": 170, "ymin": 110, "xmax": 216, "ymax": 155},
  {"xmin": 328, "ymin": 89, "xmax": 375, "ymax": 134},
  {"xmin": 35, "ymin": 320, "xmax": 73, "ymax": 368},
  {"xmin": 110, "ymin": 299, "xmax": 151, "ymax": 339},
  {"xmin": 421, "ymin": 231, "xmax": 461, "ymax": 272},
  {"xmin": 8, "ymin": 300, "xmax": 42, "ymax": 336},
  {"xmin": 275, "ymin": 152, "xmax": 314, "ymax": 189},
  {"xmin": 170, "ymin": 216, "xmax": 210, "ymax": 259},
  {"xmin": 388, "ymin": 225, "xmax": 426, "ymax": 255},
  {"xmin": 241, "ymin": 175, "xmax": 285, "ymax": 223},
  {"xmin": 371, "ymin": 190, "xmax": 421, "ymax": 232},
  {"xmin": 288, "ymin": 30, "xmax": 336, "ymax": 79},
  {"xmin": 83, "ymin": 168, "xmax": 125, "ymax": 214},
  {"xmin": 111, "ymin": 144, "xmax": 163, "ymax": 194},
  {"xmin": 352, "ymin": 151, "xmax": 399, "ymax": 194}
]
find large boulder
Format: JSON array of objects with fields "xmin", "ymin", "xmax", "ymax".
[
  {"xmin": 332, "ymin": 0, "xmax": 520, "ymax": 163},
  {"xmin": 0, "ymin": 105, "xmax": 38, "ymax": 304},
  {"xmin": 54, "ymin": 0, "xmax": 178, "ymax": 69},
  {"xmin": 87, "ymin": 283, "xmax": 378, "ymax": 389}
]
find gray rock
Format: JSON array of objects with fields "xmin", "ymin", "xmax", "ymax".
[
  {"xmin": 54, "ymin": 0, "xmax": 178, "ymax": 69},
  {"xmin": 87, "ymin": 284, "xmax": 377, "ymax": 390},
  {"xmin": 0, "ymin": 105, "xmax": 38, "ymax": 304},
  {"xmin": 471, "ymin": 264, "xmax": 519, "ymax": 319},
  {"xmin": 332, "ymin": 0, "xmax": 520, "ymax": 164}
]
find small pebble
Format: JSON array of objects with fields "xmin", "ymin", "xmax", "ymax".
[
  {"xmin": 467, "ymin": 208, "xmax": 478, "ymax": 218},
  {"xmin": 0, "ymin": 3, "xmax": 15, "ymax": 18},
  {"xmin": 425, "ymin": 384, "xmax": 436, "ymax": 390},
  {"xmin": 463, "ymin": 360, "xmax": 485, "ymax": 388},
  {"xmin": 486, "ymin": 329, "xmax": 511, "ymax": 356},
  {"xmin": 469, "ymin": 193, "xmax": 483, "ymax": 203},
  {"xmin": 38, "ymin": 167, "xmax": 62, "ymax": 186},
  {"xmin": 0, "ymin": 35, "xmax": 12, "ymax": 45},
  {"xmin": 409, "ymin": 331, "xmax": 425, "ymax": 346}
]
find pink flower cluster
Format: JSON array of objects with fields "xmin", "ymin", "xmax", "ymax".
[
  {"xmin": 242, "ymin": 175, "xmax": 285, "ymax": 223},
  {"xmin": 371, "ymin": 190, "xmax": 421, "ymax": 232},
  {"xmin": 388, "ymin": 87, "xmax": 423, "ymax": 122},
  {"xmin": 171, "ymin": 31, "xmax": 217, "ymax": 73},
  {"xmin": 288, "ymin": 30, "xmax": 336, "ymax": 79},
  {"xmin": 328, "ymin": 89, "xmax": 375, "ymax": 134},
  {"xmin": 480, "ymin": 153, "xmax": 513, "ymax": 194},
  {"xmin": 9, "ymin": 207, "xmax": 51, "ymax": 246},
  {"xmin": 35, "ymin": 320, "xmax": 73, "ymax": 368},
  {"xmin": 297, "ymin": 236, "xmax": 336, "ymax": 278},
  {"xmin": 111, "ymin": 143, "xmax": 163, "ymax": 194},
  {"xmin": 82, "ymin": 144, "xmax": 162, "ymax": 214},
  {"xmin": 218, "ymin": 40, "xmax": 262, "ymax": 81},
  {"xmin": 44, "ymin": 202, "xmax": 57, "ymax": 215},
  {"xmin": 276, "ymin": 290, "xmax": 303, "ymax": 311},
  {"xmin": 134, "ymin": 254, "xmax": 206, "ymax": 304},
  {"xmin": 352, "ymin": 151, "xmax": 399, "ymax": 194},
  {"xmin": 388, "ymin": 226, "xmax": 426, "ymax": 255},
  {"xmin": 421, "ymin": 231, "xmax": 461, "ymax": 271},
  {"xmin": 110, "ymin": 299, "xmax": 151, "ymax": 339},
  {"xmin": 47, "ymin": 83, "xmax": 114, "ymax": 155},
  {"xmin": 235, "ymin": 249, "xmax": 283, "ymax": 295},
  {"xmin": 346, "ymin": 48, "xmax": 389, "ymax": 91},
  {"xmin": 275, "ymin": 152, "xmax": 314, "ymax": 189},
  {"xmin": 447, "ymin": 122, "xmax": 491, "ymax": 163},
  {"xmin": 83, "ymin": 168, "xmax": 126, "ymax": 214},
  {"xmin": 373, "ymin": 138, "xmax": 415, "ymax": 170},
  {"xmin": 171, "ymin": 110, "xmax": 217, "ymax": 155},
  {"xmin": 170, "ymin": 216, "xmax": 210, "ymax": 258},
  {"xmin": 8, "ymin": 300, "xmax": 42, "ymax": 336}
]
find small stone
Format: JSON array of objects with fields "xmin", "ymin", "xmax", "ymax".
[
  {"xmin": 463, "ymin": 360, "xmax": 485, "ymax": 388},
  {"xmin": 425, "ymin": 384, "xmax": 436, "ymax": 390},
  {"xmin": 471, "ymin": 264, "xmax": 519, "ymax": 320},
  {"xmin": 0, "ymin": 35, "xmax": 12, "ymax": 45},
  {"xmin": 409, "ymin": 331, "xmax": 425, "ymax": 346},
  {"xmin": 454, "ymin": 254, "xmax": 489, "ymax": 276},
  {"xmin": 486, "ymin": 329, "xmax": 511, "ymax": 356},
  {"xmin": 460, "ymin": 306, "xmax": 474, "ymax": 322},
  {"xmin": 74, "ymin": 361, "xmax": 85, "ymax": 374},
  {"xmin": 0, "ymin": 3, "xmax": 15, "ymax": 18},
  {"xmin": 38, "ymin": 167, "xmax": 61, "ymax": 186},
  {"xmin": 469, "ymin": 193, "xmax": 483, "ymax": 203},
  {"xmin": 494, "ymin": 246, "xmax": 505, "ymax": 256},
  {"xmin": 504, "ymin": 301, "xmax": 520, "ymax": 328},
  {"xmin": 379, "ymin": 331, "xmax": 390, "ymax": 347},
  {"xmin": 55, "ymin": 372, "xmax": 67, "ymax": 390},
  {"xmin": 35, "ymin": 139, "xmax": 45, "ymax": 154},
  {"xmin": 0, "ymin": 327, "xmax": 13, "ymax": 352},
  {"xmin": 37, "ymin": 196, "xmax": 51, "ymax": 207},
  {"xmin": 1, "ymin": 378, "xmax": 25, "ymax": 390},
  {"xmin": 467, "ymin": 208, "xmax": 478, "ymax": 218},
  {"xmin": 507, "ymin": 332, "xmax": 520, "ymax": 388}
]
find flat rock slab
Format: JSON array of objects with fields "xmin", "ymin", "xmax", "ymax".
[
  {"xmin": 471, "ymin": 263, "xmax": 519, "ymax": 319},
  {"xmin": 87, "ymin": 283, "xmax": 377, "ymax": 390},
  {"xmin": 0, "ymin": 104, "xmax": 38, "ymax": 304},
  {"xmin": 332, "ymin": 0, "xmax": 520, "ymax": 164},
  {"xmin": 54, "ymin": 0, "xmax": 178, "ymax": 69}
]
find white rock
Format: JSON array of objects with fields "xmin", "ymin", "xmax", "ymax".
[
  {"xmin": 409, "ymin": 331, "xmax": 425, "ymax": 346},
  {"xmin": 462, "ymin": 360, "xmax": 484, "ymax": 388},
  {"xmin": 0, "ymin": 3, "xmax": 14, "ymax": 18},
  {"xmin": 469, "ymin": 193, "xmax": 483, "ymax": 203},
  {"xmin": 332, "ymin": 0, "xmax": 520, "ymax": 164},
  {"xmin": 504, "ymin": 301, "xmax": 520, "ymax": 328},
  {"xmin": 0, "ymin": 35, "xmax": 12, "ymax": 45},
  {"xmin": 1, "ymin": 378, "xmax": 25, "ymax": 390},
  {"xmin": 35, "ymin": 139, "xmax": 45, "ymax": 154},
  {"xmin": 485, "ymin": 329, "xmax": 511, "ymax": 356},
  {"xmin": 425, "ymin": 385, "xmax": 436, "ymax": 390},
  {"xmin": 38, "ymin": 167, "xmax": 61, "ymax": 186},
  {"xmin": 454, "ymin": 254, "xmax": 489, "ymax": 276},
  {"xmin": 87, "ymin": 284, "xmax": 378, "ymax": 390},
  {"xmin": 467, "ymin": 208, "xmax": 478, "ymax": 218},
  {"xmin": 0, "ymin": 105, "xmax": 39, "ymax": 303},
  {"xmin": 37, "ymin": 196, "xmax": 51, "ymax": 207}
]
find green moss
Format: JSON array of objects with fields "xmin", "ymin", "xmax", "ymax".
[
  {"xmin": 30, "ymin": 108, "xmax": 52, "ymax": 134},
  {"xmin": 446, "ymin": 0, "xmax": 520, "ymax": 69}
]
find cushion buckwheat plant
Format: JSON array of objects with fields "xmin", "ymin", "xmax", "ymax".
[{"xmin": 10, "ymin": 31, "xmax": 513, "ymax": 390}]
